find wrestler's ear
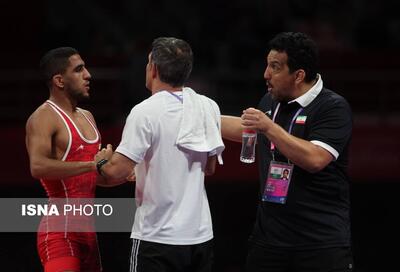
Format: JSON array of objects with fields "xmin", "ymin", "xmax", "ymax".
[{"xmin": 52, "ymin": 74, "xmax": 64, "ymax": 88}]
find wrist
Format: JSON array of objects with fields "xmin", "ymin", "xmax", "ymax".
[
  {"xmin": 90, "ymin": 161, "xmax": 97, "ymax": 172},
  {"xmin": 96, "ymin": 159, "xmax": 109, "ymax": 176}
]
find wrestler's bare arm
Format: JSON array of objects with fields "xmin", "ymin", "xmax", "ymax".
[{"xmin": 26, "ymin": 105, "xmax": 96, "ymax": 180}]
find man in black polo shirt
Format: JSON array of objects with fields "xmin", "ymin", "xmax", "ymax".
[{"xmin": 222, "ymin": 32, "xmax": 353, "ymax": 272}]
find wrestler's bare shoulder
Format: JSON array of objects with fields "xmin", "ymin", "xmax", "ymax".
[{"xmin": 26, "ymin": 103, "xmax": 59, "ymax": 130}]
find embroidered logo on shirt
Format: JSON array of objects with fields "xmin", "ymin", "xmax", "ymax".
[
  {"xmin": 265, "ymin": 110, "xmax": 272, "ymax": 116},
  {"xmin": 295, "ymin": 115, "xmax": 307, "ymax": 124},
  {"xmin": 75, "ymin": 144, "xmax": 84, "ymax": 152}
]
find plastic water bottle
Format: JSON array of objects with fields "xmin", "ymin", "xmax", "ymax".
[{"xmin": 240, "ymin": 129, "xmax": 257, "ymax": 163}]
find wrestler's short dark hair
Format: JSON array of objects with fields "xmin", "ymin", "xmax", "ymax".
[{"xmin": 40, "ymin": 47, "xmax": 79, "ymax": 86}]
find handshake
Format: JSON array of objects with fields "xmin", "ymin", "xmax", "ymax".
[{"xmin": 94, "ymin": 144, "xmax": 136, "ymax": 184}]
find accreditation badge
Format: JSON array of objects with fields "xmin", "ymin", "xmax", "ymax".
[{"xmin": 262, "ymin": 161, "xmax": 294, "ymax": 204}]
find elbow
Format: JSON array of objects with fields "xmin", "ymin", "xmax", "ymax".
[
  {"xmin": 30, "ymin": 159, "xmax": 52, "ymax": 179},
  {"xmin": 303, "ymin": 146, "xmax": 335, "ymax": 173},
  {"xmin": 30, "ymin": 163, "xmax": 44, "ymax": 179},
  {"xmin": 306, "ymin": 165, "xmax": 323, "ymax": 174},
  {"xmin": 304, "ymin": 159, "xmax": 328, "ymax": 174}
]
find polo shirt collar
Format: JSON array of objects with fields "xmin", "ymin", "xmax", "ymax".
[{"xmin": 288, "ymin": 74, "xmax": 323, "ymax": 107}]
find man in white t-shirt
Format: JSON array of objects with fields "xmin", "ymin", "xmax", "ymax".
[{"xmin": 95, "ymin": 37, "xmax": 224, "ymax": 272}]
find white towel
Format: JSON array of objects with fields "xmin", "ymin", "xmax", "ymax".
[{"xmin": 176, "ymin": 87, "xmax": 225, "ymax": 164}]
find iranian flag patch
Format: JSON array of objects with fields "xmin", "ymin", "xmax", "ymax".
[{"xmin": 295, "ymin": 115, "xmax": 307, "ymax": 124}]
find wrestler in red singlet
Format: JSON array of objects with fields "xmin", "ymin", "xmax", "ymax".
[{"xmin": 37, "ymin": 100, "xmax": 102, "ymax": 272}]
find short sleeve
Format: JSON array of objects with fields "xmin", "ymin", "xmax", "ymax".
[
  {"xmin": 308, "ymin": 96, "xmax": 352, "ymax": 159},
  {"xmin": 115, "ymin": 107, "xmax": 153, "ymax": 164}
]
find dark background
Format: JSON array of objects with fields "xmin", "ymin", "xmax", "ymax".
[{"xmin": 1, "ymin": 0, "xmax": 399, "ymax": 271}]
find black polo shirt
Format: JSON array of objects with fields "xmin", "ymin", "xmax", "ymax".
[{"xmin": 250, "ymin": 87, "xmax": 353, "ymax": 249}]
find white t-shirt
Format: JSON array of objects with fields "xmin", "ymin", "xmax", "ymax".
[{"xmin": 116, "ymin": 90, "xmax": 214, "ymax": 245}]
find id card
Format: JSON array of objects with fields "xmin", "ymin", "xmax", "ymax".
[{"xmin": 262, "ymin": 161, "xmax": 294, "ymax": 204}]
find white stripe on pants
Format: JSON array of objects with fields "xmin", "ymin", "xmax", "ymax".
[{"xmin": 130, "ymin": 239, "xmax": 141, "ymax": 272}]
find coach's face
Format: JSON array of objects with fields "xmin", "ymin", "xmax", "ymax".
[{"xmin": 263, "ymin": 50, "xmax": 296, "ymax": 102}]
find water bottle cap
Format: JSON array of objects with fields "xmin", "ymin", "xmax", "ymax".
[{"xmin": 243, "ymin": 129, "xmax": 256, "ymax": 134}]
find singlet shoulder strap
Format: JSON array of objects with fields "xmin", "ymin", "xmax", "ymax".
[
  {"xmin": 46, "ymin": 100, "xmax": 99, "ymax": 143},
  {"xmin": 76, "ymin": 107, "xmax": 100, "ymax": 137},
  {"xmin": 45, "ymin": 100, "xmax": 72, "ymax": 161}
]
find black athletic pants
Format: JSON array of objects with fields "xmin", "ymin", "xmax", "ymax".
[{"xmin": 130, "ymin": 239, "xmax": 213, "ymax": 272}]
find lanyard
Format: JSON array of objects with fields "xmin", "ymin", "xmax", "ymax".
[
  {"xmin": 270, "ymin": 103, "xmax": 303, "ymax": 160},
  {"xmin": 166, "ymin": 91, "xmax": 183, "ymax": 103}
]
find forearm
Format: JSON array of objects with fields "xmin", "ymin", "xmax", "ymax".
[
  {"xmin": 265, "ymin": 124, "xmax": 332, "ymax": 173},
  {"xmin": 99, "ymin": 161, "xmax": 131, "ymax": 183},
  {"xmin": 221, "ymin": 115, "xmax": 242, "ymax": 143},
  {"xmin": 30, "ymin": 158, "xmax": 96, "ymax": 180},
  {"xmin": 96, "ymin": 174, "xmax": 127, "ymax": 187},
  {"xmin": 95, "ymin": 146, "xmax": 136, "ymax": 186}
]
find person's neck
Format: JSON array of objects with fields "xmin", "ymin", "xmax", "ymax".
[
  {"xmin": 49, "ymin": 91, "xmax": 77, "ymax": 113},
  {"xmin": 291, "ymin": 78, "xmax": 317, "ymax": 100},
  {"xmin": 151, "ymin": 81, "xmax": 182, "ymax": 95}
]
